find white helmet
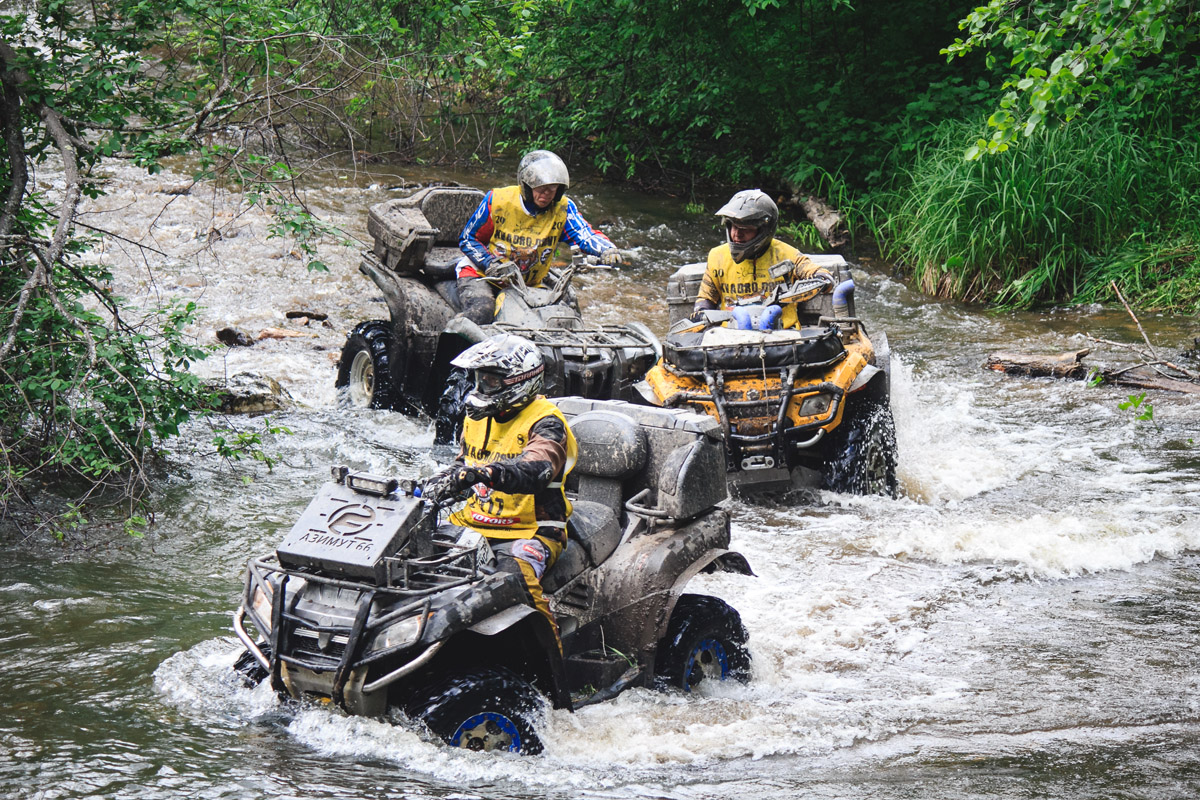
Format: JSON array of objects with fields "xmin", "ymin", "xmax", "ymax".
[
  {"xmin": 716, "ymin": 189, "xmax": 778, "ymax": 263},
  {"xmin": 451, "ymin": 334, "xmax": 545, "ymax": 419},
  {"xmin": 517, "ymin": 150, "xmax": 569, "ymax": 208}
]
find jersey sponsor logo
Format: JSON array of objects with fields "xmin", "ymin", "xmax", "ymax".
[
  {"xmin": 492, "ymin": 230, "xmax": 558, "ymax": 249},
  {"xmin": 470, "ymin": 511, "xmax": 518, "ymax": 526},
  {"xmin": 727, "ymin": 279, "xmax": 782, "ymax": 295},
  {"xmin": 462, "ymin": 443, "xmax": 521, "ymax": 461}
]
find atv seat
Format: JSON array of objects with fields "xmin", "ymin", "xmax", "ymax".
[
  {"xmin": 543, "ymin": 500, "xmax": 621, "ymax": 593},
  {"xmin": 565, "ymin": 409, "xmax": 650, "ymax": 511},
  {"xmin": 554, "ymin": 398, "xmax": 727, "ymax": 521}
]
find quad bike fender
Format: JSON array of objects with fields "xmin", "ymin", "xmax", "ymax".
[
  {"xmin": 359, "ymin": 253, "xmax": 455, "ymax": 336},
  {"xmin": 659, "ymin": 548, "xmax": 754, "ymax": 637},
  {"xmin": 847, "ymin": 363, "xmax": 882, "ymax": 394},
  {"xmin": 418, "ymin": 572, "xmax": 530, "ymax": 645},
  {"xmin": 846, "ymin": 363, "xmax": 889, "ymax": 402},
  {"xmin": 418, "ymin": 572, "xmax": 572, "ymax": 709},
  {"xmin": 584, "ymin": 509, "xmax": 734, "ymax": 665}
]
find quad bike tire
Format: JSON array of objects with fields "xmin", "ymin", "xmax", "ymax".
[
  {"xmin": 402, "ymin": 667, "xmax": 545, "ymax": 754},
  {"xmin": 656, "ymin": 594, "xmax": 751, "ymax": 692},
  {"xmin": 335, "ymin": 321, "xmax": 396, "ymax": 410},
  {"xmin": 822, "ymin": 389, "xmax": 898, "ymax": 498}
]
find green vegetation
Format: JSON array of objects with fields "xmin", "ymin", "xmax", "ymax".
[
  {"xmin": 874, "ymin": 96, "xmax": 1200, "ymax": 310},
  {"xmin": 1, "ymin": 0, "xmax": 381, "ymax": 530},
  {"xmin": 2, "ymin": 0, "xmax": 1198, "ymax": 530}
]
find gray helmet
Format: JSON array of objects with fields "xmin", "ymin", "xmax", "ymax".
[
  {"xmin": 716, "ymin": 189, "xmax": 778, "ymax": 263},
  {"xmin": 517, "ymin": 150, "xmax": 570, "ymax": 208},
  {"xmin": 451, "ymin": 334, "xmax": 545, "ymax": 419}
]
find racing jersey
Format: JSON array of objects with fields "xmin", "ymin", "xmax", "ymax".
[
  {"xmin": 448, "ymin": 397, "xmax": 578, "ymax": 540},
  {"xmin": 458, "ymin": 185, "xmax": 615, "ymax": 286}
]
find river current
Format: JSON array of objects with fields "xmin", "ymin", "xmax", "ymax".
[{"xmin": 3, "ymin": 160, "xmax": 1199, "ymax": 800}]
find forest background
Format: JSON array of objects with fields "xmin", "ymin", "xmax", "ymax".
[{"xmin": 1, "ymin": 0, "xmax": 1198, "ymax": 526}]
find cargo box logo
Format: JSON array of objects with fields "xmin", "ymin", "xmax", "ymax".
[{"xmin": 326, "ymin": 503, "xmax": 376, "ymax": 537}]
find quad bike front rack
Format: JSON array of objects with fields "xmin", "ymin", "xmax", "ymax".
[{"xmin": 660, "ymin": 358, "xmax": 847, "ymax": 471}]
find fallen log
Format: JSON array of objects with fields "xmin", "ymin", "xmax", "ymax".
[
  {"xmin": 258, "ymin": 327, "xmax": 318, "ymax": 340},
  {"xmin": 1101, "ymin": 366, "xmax": 1200, "ymax": 395},
  {"xmin": 985, "ymin": 349, "xmax": 1200, "ymax": 394},
  {"xmin": 798, "ymin": 195, "xmax": 850, "ymax": 252},
  {"xmin": 984, "ymin": 349, "xmax": 1090, "ymax": 379}
]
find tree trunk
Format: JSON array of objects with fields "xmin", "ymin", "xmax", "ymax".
[
  {"xmin": 984, "ymin": 349, "xmax": 1200, "ymax": 394},
  {"xmin": 984, "ymin": 349, "xmax": 1090, "ymax": 379}
]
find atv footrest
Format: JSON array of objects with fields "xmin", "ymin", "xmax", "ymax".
[{"xmin": 565, "ymin": 652, "xmax": 632, "ymax": 694}]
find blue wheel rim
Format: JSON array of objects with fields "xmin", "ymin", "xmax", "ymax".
[
  {"xmin": 450, "ymin": 712, "xmax": 522, "ymax": 752},
  {"xmin": 683, "ymin": 637, "xmax": 730, "ymax": 691}
]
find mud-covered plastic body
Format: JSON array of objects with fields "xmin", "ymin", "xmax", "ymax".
[
  {"xmin": 337, "ymin": 186, "xmax": 660, "ymax": 420},
  {"xmin": 231, "ymin": 400, "xmax": 752, "ymax": 748},
  {"xmin": 642, "ymin": 255, "xmax": 897, "ymax": 497}
]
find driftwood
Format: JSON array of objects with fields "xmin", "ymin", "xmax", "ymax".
[
  {"xmin": 782, "ymin": 190, "xmax": 851, "ymax": 255},
  {"xmin": 1101, "ymin": 366, "xmax": 1200, "ymax": 394},
  {"xmin": 798, "ymin": 195, "xmax": 850, "ymax": 252},
  {"xmin": 985, "ymin": 348, "xmax": 1200, "ymax": 394},
  {"xmin": 258, "ymin": 327, "xmax": 318, "ymax": 340},
  {"xmin": 987, "ymin": 282, "xmax": 1200, "ymax": 394},
  {"xmin": 985, "ymin": 349, "xmax": 1090, "ymax": 379}
]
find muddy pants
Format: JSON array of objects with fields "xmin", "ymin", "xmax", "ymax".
[
  {"xmin": 456, "ymin": 277, "xmax": 497, "ymax": 325},
  {"xmin": 488, "ymin": 534, "xmax": 564, "ymax": 650}
]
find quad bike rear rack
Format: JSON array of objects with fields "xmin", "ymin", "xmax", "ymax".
[{"xmin": 491, "ymin": 322, "xmax": 661, "ymax": 398}]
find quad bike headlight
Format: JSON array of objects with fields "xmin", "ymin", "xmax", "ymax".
[
  {"xmin": 366, "ymin": 614, "xmax": 423, "ymax": 657},
  {"xmin": 798, "ymin": 392, "xmax": 833, "ymax": 418}
]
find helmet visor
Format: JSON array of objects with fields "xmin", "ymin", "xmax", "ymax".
[{"xmin": 474, "ymin": 370, "xmax": 507, "ymax": 396}]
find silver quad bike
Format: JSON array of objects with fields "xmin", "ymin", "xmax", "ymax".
[
  {"xmin": 335, "ymin": 186, "xmax": 661, "ymax": 443},
  {"xmin": 232, "ymin": 398, "xmax": 754, "ymax": 754}
]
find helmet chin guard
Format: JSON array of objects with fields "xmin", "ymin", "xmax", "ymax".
[
  {"xmin": 716, "ymin": 189, "xmax": 778, "ymax": 263},
  {"xmin": 451, "ymin": 334, "xmax": 546, "ymax": 419},
  {"xmin": 517, "ymin": 150, "xmax": 570, "ymax": 209}
]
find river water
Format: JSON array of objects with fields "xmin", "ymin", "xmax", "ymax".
[{"xmin": 3, "ymin": 160, "xmax": 1200, "ymax": 800}]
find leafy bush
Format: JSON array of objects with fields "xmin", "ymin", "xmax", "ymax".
[
  {"xmin": 0, "ymin": 260, "xmax": 212, "ymax": 511},
  {"xmin": 873, "ymin": 92, "xmax": 1200, "ymax": 309}
]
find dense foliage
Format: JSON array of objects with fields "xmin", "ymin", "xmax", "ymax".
[
  {"xmin": 2, "ymin": 0, "xmax": 1198, "ymax": 528},
  {"xmin": 875, "ymin": 97, "xmax": 1200, "ymax": 309},
  {"xmin": 491, "ymin": 0, "xmax": 984, "ymax": 191},
  {"xmin": 0, "ymin": 0, "xmax": 395, "ymax": 525}
]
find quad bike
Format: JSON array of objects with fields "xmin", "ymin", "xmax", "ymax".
[
  {"xmin": 335, "ymin": 186, "xmax": 660, "ymax": 439},
  {"xmin": 231, "ymin": 398, "xmax": 753, "ymax": 754},
  {"xmin": 637, "ymin": 255, "xmax": 897, "ymax": 498}
]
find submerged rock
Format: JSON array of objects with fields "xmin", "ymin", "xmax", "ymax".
[
  {"xmin": 208, "ymin": 372, "xmax": 294, "ymax": 414},
  {"xmin": 216, "ymin": 327, "xmax": 254, "ymax": 347}
]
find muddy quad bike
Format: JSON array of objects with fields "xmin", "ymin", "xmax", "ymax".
[
  {"xmin": 231, "ymin": 398, "xmax": 753, "ymax": 754},
  {"xmin": 638, "ymin": 255, "xmax": 897, "ymax": 498},
  {"xmin": 334, "ymin": 186, "xmax": 660, "ymax": 438}
]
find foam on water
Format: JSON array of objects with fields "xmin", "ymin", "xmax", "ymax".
[{"xmin": 84, "ymin": 157, "xmax": 1200, "ymax": 797}]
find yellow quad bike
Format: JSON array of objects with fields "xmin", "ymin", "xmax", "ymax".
[{"xmin": 638, "ymin": 255, "xmax": 897, "ymax": 498}]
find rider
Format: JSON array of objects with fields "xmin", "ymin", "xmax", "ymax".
[
  {"xmin": 423, "ymin": 334, "xmax": 577, "ymax": 648},
  {"xmin": 692, "ymin": 189, "xmax": 835, "ymax": 320},
  {"xmin": 456, "ymin": 150, "xmax": 623, "ymax": 325}
]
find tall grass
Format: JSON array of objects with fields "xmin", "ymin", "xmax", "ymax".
[{"xmin": 873, "ymin": 110, "xmax": 1200, "ymax": 311}]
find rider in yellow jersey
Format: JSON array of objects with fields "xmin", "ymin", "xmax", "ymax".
[
  {"xmin": 693, "ymin": 189, "xmax": 835, "ymax": 320},
  {"xmin": 424, "ymin": 334, "xmax": 577, "ymax": 647},
  {"xmin": 455, "ymin": 150, "xmax": 623, "ymax": 325}
]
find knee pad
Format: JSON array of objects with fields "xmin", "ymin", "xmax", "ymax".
[{"xmin": 508, "ymin": 538, "xmax": 549, "ymax": 579}]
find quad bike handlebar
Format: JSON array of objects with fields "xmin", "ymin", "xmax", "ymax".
[{"xmin": 487, "ymin": 247, "xmax": 635, "ymax": 309}]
